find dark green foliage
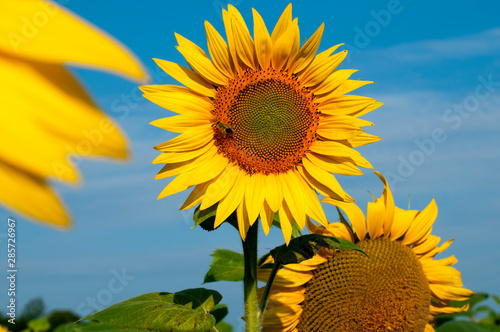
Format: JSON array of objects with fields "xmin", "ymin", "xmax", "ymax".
[
  {"xmin": 82, "ymin": 289, "xmax": 222, "ymax": 332},
  {"xmin": 436, "ymin": 293, "xmax": 500, "ymax": 331},
  {"xmin": 204, "ymin": 249, "xmax": 244, "ymax": 283},
  {"xmin": 270, "ymin": 233, "xmax": 365, "ymax": 266}
]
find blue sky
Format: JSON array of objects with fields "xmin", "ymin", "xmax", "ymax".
[{"xmin": 1, "ymin": 0, "xmax": 499, "ymax": 329}]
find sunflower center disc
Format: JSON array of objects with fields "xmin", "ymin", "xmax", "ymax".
[
  {"xmin": 212, "ymin": 68, "xmax": 319, "ymax": 174},
  {"xmin": 297, "ymin": 238, "xmax": 430, "ymax": 332}
]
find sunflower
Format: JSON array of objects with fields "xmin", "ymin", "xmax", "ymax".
[
  {"xmin": 0, "ymin": 0, "xmax": 147, "ymax": 227},
  {"xmin": 259, "ymin": 172, "xmax": 473, "ymax": 332},
  {"xmin": 141, "ymin": 4, "xmax": 382, "ymax": 243}
]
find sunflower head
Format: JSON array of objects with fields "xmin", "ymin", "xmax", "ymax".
[
  {"xmin": 141, "ymin": 4, "xmax": 382, "ymax": 243},
  {"xmin": 259, "ymin": 172, "xmax": 473, "ymax": 332}
]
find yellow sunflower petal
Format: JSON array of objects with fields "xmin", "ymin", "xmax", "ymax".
[
  {"xmin": 390, "ymin": 206, "xmax": 419, "ymax": 240},
  {"xmin": 290, "ymin": 23, "xmax": 324, "ymax": 73},
  {"xmin": 152, "ymin": 59, "xmax": 216, "ymax": 97},
  {"xmin": 271, "ymin": 3, "xmax": 293, "ymax": 43},
  {"xmin": 299, "ymin": 49, "xmax": 348, "ymax": 87},
  {"xmin": 322, "ymin": 198, "xmax": 367, "ymax": 241},
  {"xmin": 299, "ymin": 161, "xmax": 353, "ymax": 203},
  {"xmin": 200, "ymin": 163, "xmax": 239, "ymax": 210},
  {"xmin": 152, "ymin": 141, "xmax": 214, "ymax": 164},
  {"xmin": 222, "ymin": 7, "xmax": 245, "ymax": 73},
  {"xmin": 180, "ymin": 180, "xmax": 213, "ymax": 210},
  {"xmin": 423, "ymin": 263, "xmax": 464, "ymax": 287},
  {"xmin": 424, "ymin": 324, "xmax": 436, "ymax": 332},
  {"xmin": 309, "ymin": 140, "xmax": 373, "ymax": 169},
  {"xmin": 204, "ymin": 21, "xmax": 234, "ymax": 78},
  {"xmin": 402, "ymin": 198, "xmax": 438, "ymax": 245},
  {"xmin": 411, "ymin": 235, "xmax": 441, "ymax": 256},
  {"xmin": 1, "ymin": 57, "xmax": 126, "ymax": 182},
  {"xmin": 0, "ymin": 0, "xmax": 147, "ymax": 81},
  {"xmin": 279, "ymin": 172, "xmax": 307, "ymax": 230},
  {"xmin": 141, "ymin": 84, "xmax": 213, "ymax": 115},
  {"xmin": 261, "ymin": 266, "xmax": 313, "ymax": 288},
  {"xmin": 294, "ymin": 173, "xmax": 328, "ymax": 226},
  {"xmin": 366, "ymin": 198, "xmax": 385, "ymax": 239},
  {"xmin": 430, "ymin": 303, "xmax": 469, "ymax": 316},
  {"xmin": 245, "ymin": 173, "xmax": 265, "ymax": 227},
  {"xmin": 183, "ymin": 153, "xmax": 228, "ymax": 186},
  {"xmin": 328, "ymin": 80, "xmax": 374, "ymax": 98},
  {"xmin": 279, "ymin": 200, "xmax": 295, "ymax": 245},
  {"xmin": 344, "ymin": 132, "xmax": 382, "ymax": 148},
  {"xmin": 214, "ymin": 169, "xmax": 248, "ymax": 228},
  {"xmin": 175, "ymin": 35, "xmax": 228, "ymax": 86},
  {"xmin": 231, "ymin": 15, "xmax": 257, "ymax": 70},
  {"xmin": 157, "ymin": 172, "xmax": 192, "ymax": 199},
  {"xmin": 271, "ymin": 19, "xmax": 299, "ymax": 71},
  {"xmin": 252, "ymin": 8, "xmax": 272, "ymax": 69},
  {"xmin": 0, "ymin": 162, "xmax": 70, "ymax": 227},
  {"xmin": 318, "ymin": 95, "xmax": 376, "ymax": 115},
  {"xmin": 307, "ymin": 153, "xmax": 363, "ymax": 176},
  {"xmin": 154, "ymin": 145, "xmax": 217, "ymax": 180},
  {"xmin": 260, "ymin": 201, "xmax": 275, "ymax": 236},
  {"xmin": 313, "ymin": 69, "xmax": 359, "ymax": 95},
  {"xmin": 150, "ymin": 114, "xmax": 211, "ymax": 132},
  {"xmin": 373, "ymin": 171, "xmax": 395, "ymax": 236},
  {"xmin": 154, "ymin": 127, "xmax": 213, "ymax": 152},
  {"xmin": 421, "ymin": 239, "xmax": 454, "ymax": 259},
  {"xmin": 263, "ymin": 173, "xmax": 284, "ymax": 212},
  {"xmin": 323, "ymin": 221, "xmax": 355, "ymax": 242},
  {"xmin": 429, "ymin": 283, "xmax": 474, "ymax": 302},
  {"xmin": 262, "ymin": 286, "xmax": 306, "ymax": 306},
  {"xmin": 237, "ymin": 197, "xmax": 251, "ymax": 240}
]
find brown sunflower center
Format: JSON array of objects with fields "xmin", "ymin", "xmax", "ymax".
[
  {"xmin": 297, "ymin": 238, "xmax": 430, "ymax": 332},
  {"xmin": 211, "ymin": 68, "xmax": 319, "ymax": 175}
]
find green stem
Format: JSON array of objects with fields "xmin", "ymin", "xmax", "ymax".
[
  {"xmin": 210, "ymin": 327, "xmax": 219, "ymax": 332},
  {"xmin": 258, "ymin": 261, "xmax": 281, "ymax": 319},
  {"xmin": 242, "ymin": 222, "xmax": 259, "ymax": 332}
]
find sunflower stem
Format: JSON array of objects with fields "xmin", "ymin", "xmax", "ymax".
[
  {"xmin": 258, "ymin": 260, "xmax": 281, "ymax": 319},
  {"xmin": 242, "ymin": 222, "xmax": 259, "ymax": 332}
]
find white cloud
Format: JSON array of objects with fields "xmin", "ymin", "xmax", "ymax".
[{"xmin": 370, "ymin": 27, "xmax": 500, "ymax": 63}]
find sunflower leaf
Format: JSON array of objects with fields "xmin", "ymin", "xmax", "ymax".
[
  {"xmin": 81, "ymin": 289, "xmax": 222, "ymax": 332},
  {"xmin": 210, "ymin": 304, "xmax": 229, "ymax": 324},
  {"xmin": 28, "ymin": 316, "xmax": 51, "ymax": 332},
  {"xmin": 270, "ymin": 234, "xmax": 365, "ymax": 265},
  {"xmin": 54, "ymin": 322, "xmax": 150, "ymax": 332},
  {"xmin": 214, "ymin": 320, "xmax": 234, "ymax": 332},
  {"xmin": 193, "ymin": 204, "xmax": 218, "ymax": 231},
  {"xmin": 204, "ymin": 249, "xmax": 244, "ymax": 283},
  {"xmin": 436, "ymin": 321, "xmax": 494, "ymax": 332}
]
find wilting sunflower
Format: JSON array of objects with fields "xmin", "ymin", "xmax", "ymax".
[
  {"xmin": 141, "ymin": 4, "xmax": 382, "ymax": 243},
  {"xmin": 259, "ymin": 172, "xmax": 473, "ymax": 332},
  {"xmin": 0, "ymin": 0, "xmax": 147, "ymax": 227}
]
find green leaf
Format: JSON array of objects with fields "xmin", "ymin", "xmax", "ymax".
[
  {"xmin": 270, "ymin": 234, "xmax": 365, "ymax": 265},
  {"xmin": 214, "ymin": 321, "xmax": 233, "ymax": 332},
  {"xmin": 209, "ymin": 304, "xmax": 228, "ymax": 324},
  {"xmin": 82, "ymin": 288, "xmax": 222, "ymax": 332},
  {"xmin": 436, "ymin": 321, "xmax": 494, "ymax": 332},
  {"xmin": 204, "ymin": 249, "xmax": 244, "ymax": 283},
  {"xmin": 436, "ymin": 293, "xmax": 490, "ymax": 325},
  {"xmin": 54, "ymin": 322, "xmax": 149, "ymax": 332},
  {"xmin": 28, "ymin": 316, "xmax": 51, "ymax": 332},
  {"xmin": 193, "ymin": 204, "xmax": 218, "ymax": 231},
  {"xmin": 21, "ymin": 297, "xmax": 45, "ymax": 321},
  {"xmin": 492, "ymin": 294, "xmax": 500, "ymax": 306}
]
